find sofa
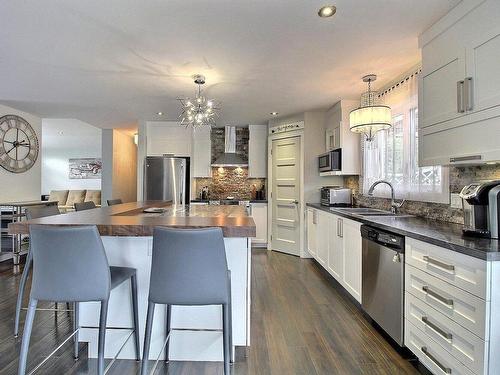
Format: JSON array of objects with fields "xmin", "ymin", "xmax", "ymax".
[{"xmin": 48, "ymin": 190, "xmax": 101, "ymax": 211}]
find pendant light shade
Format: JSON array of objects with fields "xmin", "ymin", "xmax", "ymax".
[{"xmin": 349, "ymin": 75, "xmax": 391, "ymax": 141}]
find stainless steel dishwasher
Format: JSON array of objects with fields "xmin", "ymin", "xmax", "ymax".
[{"xmin": 361, "ymin": 225, "xmax": 405, "ymax": 346}]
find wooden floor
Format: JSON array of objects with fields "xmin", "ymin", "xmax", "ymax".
[{"xmin": 0, "ymin": 250, "xmax": 420, "ymax": 375}]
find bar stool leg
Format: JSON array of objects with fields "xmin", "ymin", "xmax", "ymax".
[
  {"xmin": 130, "ymin": 274, "xmax": 141, "ymax": 361},
  {"xmin": 165, "ymin": 304, "xmax": 172, "ymax": 363},
  {"xmin": 97, "ymin": 300, "xmax": 108, "ymax": 375},
  {"xmin": 18, "ymin": 298, "xmax": 38, "ymax": 375},
  {"xmin": 14, "ymin": 251, "xmax": 32, "ymax": 338},
  {"xmin": 222, "ymin": 303, "xmax": 231, "ymax": 375},
  {"xmin": 73, "ymin": 302, "xmax": 79, "ymax": 360},
  {"xmin": 141, "ymin": 301, "xmax": 156, "ymax": 375}
]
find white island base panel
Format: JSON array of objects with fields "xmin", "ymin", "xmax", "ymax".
[{"xmin": 77, "ymin": 236, "xmax": 251, "ymax": 361}]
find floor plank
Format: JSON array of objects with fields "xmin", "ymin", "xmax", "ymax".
[{"xmin": 0, "ymin": 250, "xmax": 420, "ymax": 374}]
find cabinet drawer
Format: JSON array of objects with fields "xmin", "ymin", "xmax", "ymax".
[
  {"xmin": 406, "ymin": 265, "xmax": 488, "ymax": 339},
  {"xmin": 405, "ymin": 320, "xmax": 476, "ymax": 375},
  {"xmin": 406, "ymin": 292, "xmax": 487, "ymax": 374},
  {"xmin": 406, "ymin": 238, "xmax": 488, "ymax": 299}
]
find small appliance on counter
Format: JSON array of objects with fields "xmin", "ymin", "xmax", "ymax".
[
  {"xmin": 320, "ymin": 187, "xmax": 352, "ymax": 207},
  {"xmin": 459, "ymin": 180, "xmax": 500, "ymax": 238}
]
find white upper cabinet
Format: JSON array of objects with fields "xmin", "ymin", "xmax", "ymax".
[
  {"xmin": 248, "ymin": 125, "xmax": 267, "ymax": 178},
  {"xmin": 419, "ymin": 0, "xmax": 500, "ymax": 166},
  {"xmin": 420, "ymin": 46, "xmax": 467, "ymax": 128},
  {"xmin": 322, "ymin": 100, "xmax": 360, "ymax": 175},
  {"xmin": 192, "ymin": 127, "xmax": 212, "ymax": 177}
]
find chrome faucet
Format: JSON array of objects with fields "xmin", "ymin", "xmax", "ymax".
[{"xmin": 367, "ymin": 180, "xmax": 406, "ymax": 214}]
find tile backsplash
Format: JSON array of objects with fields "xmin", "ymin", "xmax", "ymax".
[
  {"xmin": 194, "ymin": 167, "xmax": 266, "ymax": 200},
  {"xmin": 344, "ymin": 164, "xmax": 500, "ymax": 224}
]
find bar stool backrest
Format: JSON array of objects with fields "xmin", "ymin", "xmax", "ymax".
[
  {"xmin": 29, "ymin": 225, "xmax": 111, "ymax": 302},
  {"xmin": 74, "ymin": 201, "xmax": 96, "ymax": 211},
  {"xmin": 107, "ymin": 199, "xmax": 122, "ymax": 206},
  {"xmin": 25, "ymin": 205, "xmax": 60, "ymax": 220},
  {"xmin": 149, "ymin": 227, "xmax": 229, "ymax": 305}
]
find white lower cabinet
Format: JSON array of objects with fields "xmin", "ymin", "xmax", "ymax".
[
  {"xmin": 404, "ymin": 237, "xmax": 500, "ymax": 375},
  {"xmin": 315, "ymin": 211, "xmax": 329, "ymax": 267},
  {"xmin": 327, "ymin": 215, "xmax": 343, "ymax": 281},
  {"xmin": 250, "ymin": 203, "xmax": 268, "ymax": 246},
  {"xmin": 342, "ymin": 218, "xmax": 362, "ymax": 303},
  {"xmin": 306, "ymin": 207, "xmax": 362, "ymax": 303},
  {"xmin": 405, "ymin": 320, "xmax": 475, "ymax": 375},
  {"xmin": 306, "ymin": 208, "xmax": 317, "ymax": 258}
]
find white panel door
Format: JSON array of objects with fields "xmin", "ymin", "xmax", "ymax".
[{"xmin": 271, "ymin": 136, "xmax": 301, "ymax": 256}]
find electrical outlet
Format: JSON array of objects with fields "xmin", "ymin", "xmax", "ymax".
[{"xmin": 450, "ymin": 193, "xmax": 462, "ymax": 209}]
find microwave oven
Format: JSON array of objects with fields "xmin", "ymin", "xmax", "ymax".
[{"xmin": 319, "ymin": 149, "xmax": 342, "ymax": 173}]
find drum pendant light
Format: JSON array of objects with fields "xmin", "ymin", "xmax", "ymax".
[{"xmin": 349, "ymin": 74, "xmax": 391, "ymax": 141}]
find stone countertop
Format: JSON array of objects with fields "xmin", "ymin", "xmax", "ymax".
[
  {"xmin": 190, "ymin": 199, "xmax": 268, "ymax": 204},
  {"xmin": 307, "ymin": 203, "xmax": 500, "ymax": 261},
  {"xmin": 9, "ymin": 201, "xmax": 256, "ymax": 238}
]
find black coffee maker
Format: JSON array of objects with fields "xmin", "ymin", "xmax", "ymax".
[{"xmin": 459, "ymin": 180, "xmax": 500, "ymax": 238}]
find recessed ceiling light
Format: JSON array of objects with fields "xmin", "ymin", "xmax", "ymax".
[
  {"xmin": 157, "ymin": 112, "xmax": 163, "ymax": 116},
  {"xmin": 270, "ymin": 112, "xmax": 279, "ymax": 116},
  {"xmin": 318, "ymin": 5, "xmax": 336, "ymax": 18}
]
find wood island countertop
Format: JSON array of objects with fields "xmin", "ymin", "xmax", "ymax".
[{"xmin": 8, "ymin": 201, "xmax": 256, "ymax": 238}]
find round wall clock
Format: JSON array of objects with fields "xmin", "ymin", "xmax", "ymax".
[{"xmin": 0, "ymin": 114, "xmax": 39, "ymax": 173}]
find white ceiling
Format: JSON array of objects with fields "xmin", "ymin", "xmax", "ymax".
[{"xmin": 0, "ymin": 0, "xmax": 459, "ymax": 128}]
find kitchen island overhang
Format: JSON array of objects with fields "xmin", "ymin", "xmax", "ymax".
[{"xmin": 9, "ymin": 201, "xmax": 255, "ymax": 361}]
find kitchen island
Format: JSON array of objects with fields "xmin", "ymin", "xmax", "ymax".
[{"xmin": 9, "ymin": 201, "xmax": 255, "ymax": 362}]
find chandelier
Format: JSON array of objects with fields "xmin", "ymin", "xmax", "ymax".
[
  {"xmin": 177, "ymin": 74, "xmax": 220, "ymax": 128},
  {"xmin": 349, "ymin": 74, "xmax": 391, "ymax": 141}
]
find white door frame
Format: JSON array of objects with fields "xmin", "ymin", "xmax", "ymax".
[{"xmin": 267, "ymin": 129, "xmax": 306, "ymax": 257}]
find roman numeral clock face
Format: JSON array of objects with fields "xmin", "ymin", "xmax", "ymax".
[{"xmin": 0, "ymin": 115, "xmax": 39, "ymax": 173}]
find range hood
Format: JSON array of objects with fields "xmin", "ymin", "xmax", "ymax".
[{"xmin": 211, "ymin": 126, "xmax": 248, "ymax": 167}]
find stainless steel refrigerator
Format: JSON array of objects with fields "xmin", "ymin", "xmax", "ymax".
[{"xmin": 143, "ymin": 156, "xmax": 189, "ymax": 204}]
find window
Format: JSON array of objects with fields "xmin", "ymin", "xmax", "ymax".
[{"xmin": 362, "ymin": 71, "xmax": 449, "ymax": 203}]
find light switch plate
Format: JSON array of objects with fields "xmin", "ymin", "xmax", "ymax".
[{"xmin": 450, "ymin": 193, "xmax": 462, "ymax": 209}]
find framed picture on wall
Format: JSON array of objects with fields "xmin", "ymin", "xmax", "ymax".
[{"xmin": 69, "ymin": 158, "xmax": 102, "ymax": 179}]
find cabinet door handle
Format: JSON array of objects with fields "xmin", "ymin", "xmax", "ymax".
[
  {"xmin": 422, "ymin": 255, "xmax": 455, "ymax": 272},
  {"xmin": 312, "ymin": 211, "xmax": 317, "ymax": 225},
  {"xmin": 464, "ymin": 77, "xmax": 473, "ymax": 111},
  {"xmin": 421, "ymin": 346, "xmax": 452, "ymax": 374},
  {"xmin": 457, "ymin": 80, "xmax": 465, "ymax": 113},
  {"xmin": 421, "ymin": 316, "xmax": 453, "ymax": 340},
  {"xmin": 337, "ymin": 218, "xmax": 343, "ymax": 238},
  {"xmin": 422, "ymin": 286, "xmax": 454, "ymax": 307},
  {"xmin": 449, "ymin": 155, "xmax": 482, "ymax": 163}
]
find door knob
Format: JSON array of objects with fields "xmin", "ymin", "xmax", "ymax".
[
  {"xmin": 392, "ymin": 253, "xmax": 401, "ymax": 263},
  {"xmin": 293, "ymin": 200, "xmax": 299, "ymax": 204}
]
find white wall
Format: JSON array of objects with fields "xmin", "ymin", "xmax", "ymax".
[
  {"xmin": 0, "ymin": 104, "xmax": 42, "ymax": 202},
  {"xmin": 41, "ymin": 119, "xmax": 101, "ymax": 194}
]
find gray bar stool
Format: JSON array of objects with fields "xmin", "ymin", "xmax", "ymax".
[
  {"xmin": 107, "ymin": 199, "xmax": 122, "ymax": 206},
  {"xmin": 14, "ymin": 204, "xmax": 62, "ymax": 338},
  {"xmin": 141, "ymin": 227, "xmax": 233, "ymax": 375},
  {"xmin": 18, "ymin": 226, "xmax": 140, "ymax": 375},
  {"xmin": 74, "ymin": 201, "xmax": 96, "ymax": 211}
]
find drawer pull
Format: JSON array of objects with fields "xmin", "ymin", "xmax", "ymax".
[
  {"xmin": 421, "ymin": 346, "xmax": 452, "ymax": 374},
  {"xmin": 422, "ymin": 316, "xmax": 453, "ymax": 340},
  {"xmin": 422, "ymin": 255, "xmax": 455, "ymax": 272},
  {"xmin": 422, "ymin": 286, "xmax": 454, "ymax": 307}
]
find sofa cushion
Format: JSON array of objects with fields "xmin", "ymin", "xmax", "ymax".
[
  {"xmin": 49, "ymin": 190, "xmax": 69, "ymax": 206},
  {"xmin": 65, "ymin": 190, "xmax": 86, "ymax": 208},
  {"xmin": 84, "ymin": 190, "xmax": 101, "ymax": 206}
]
